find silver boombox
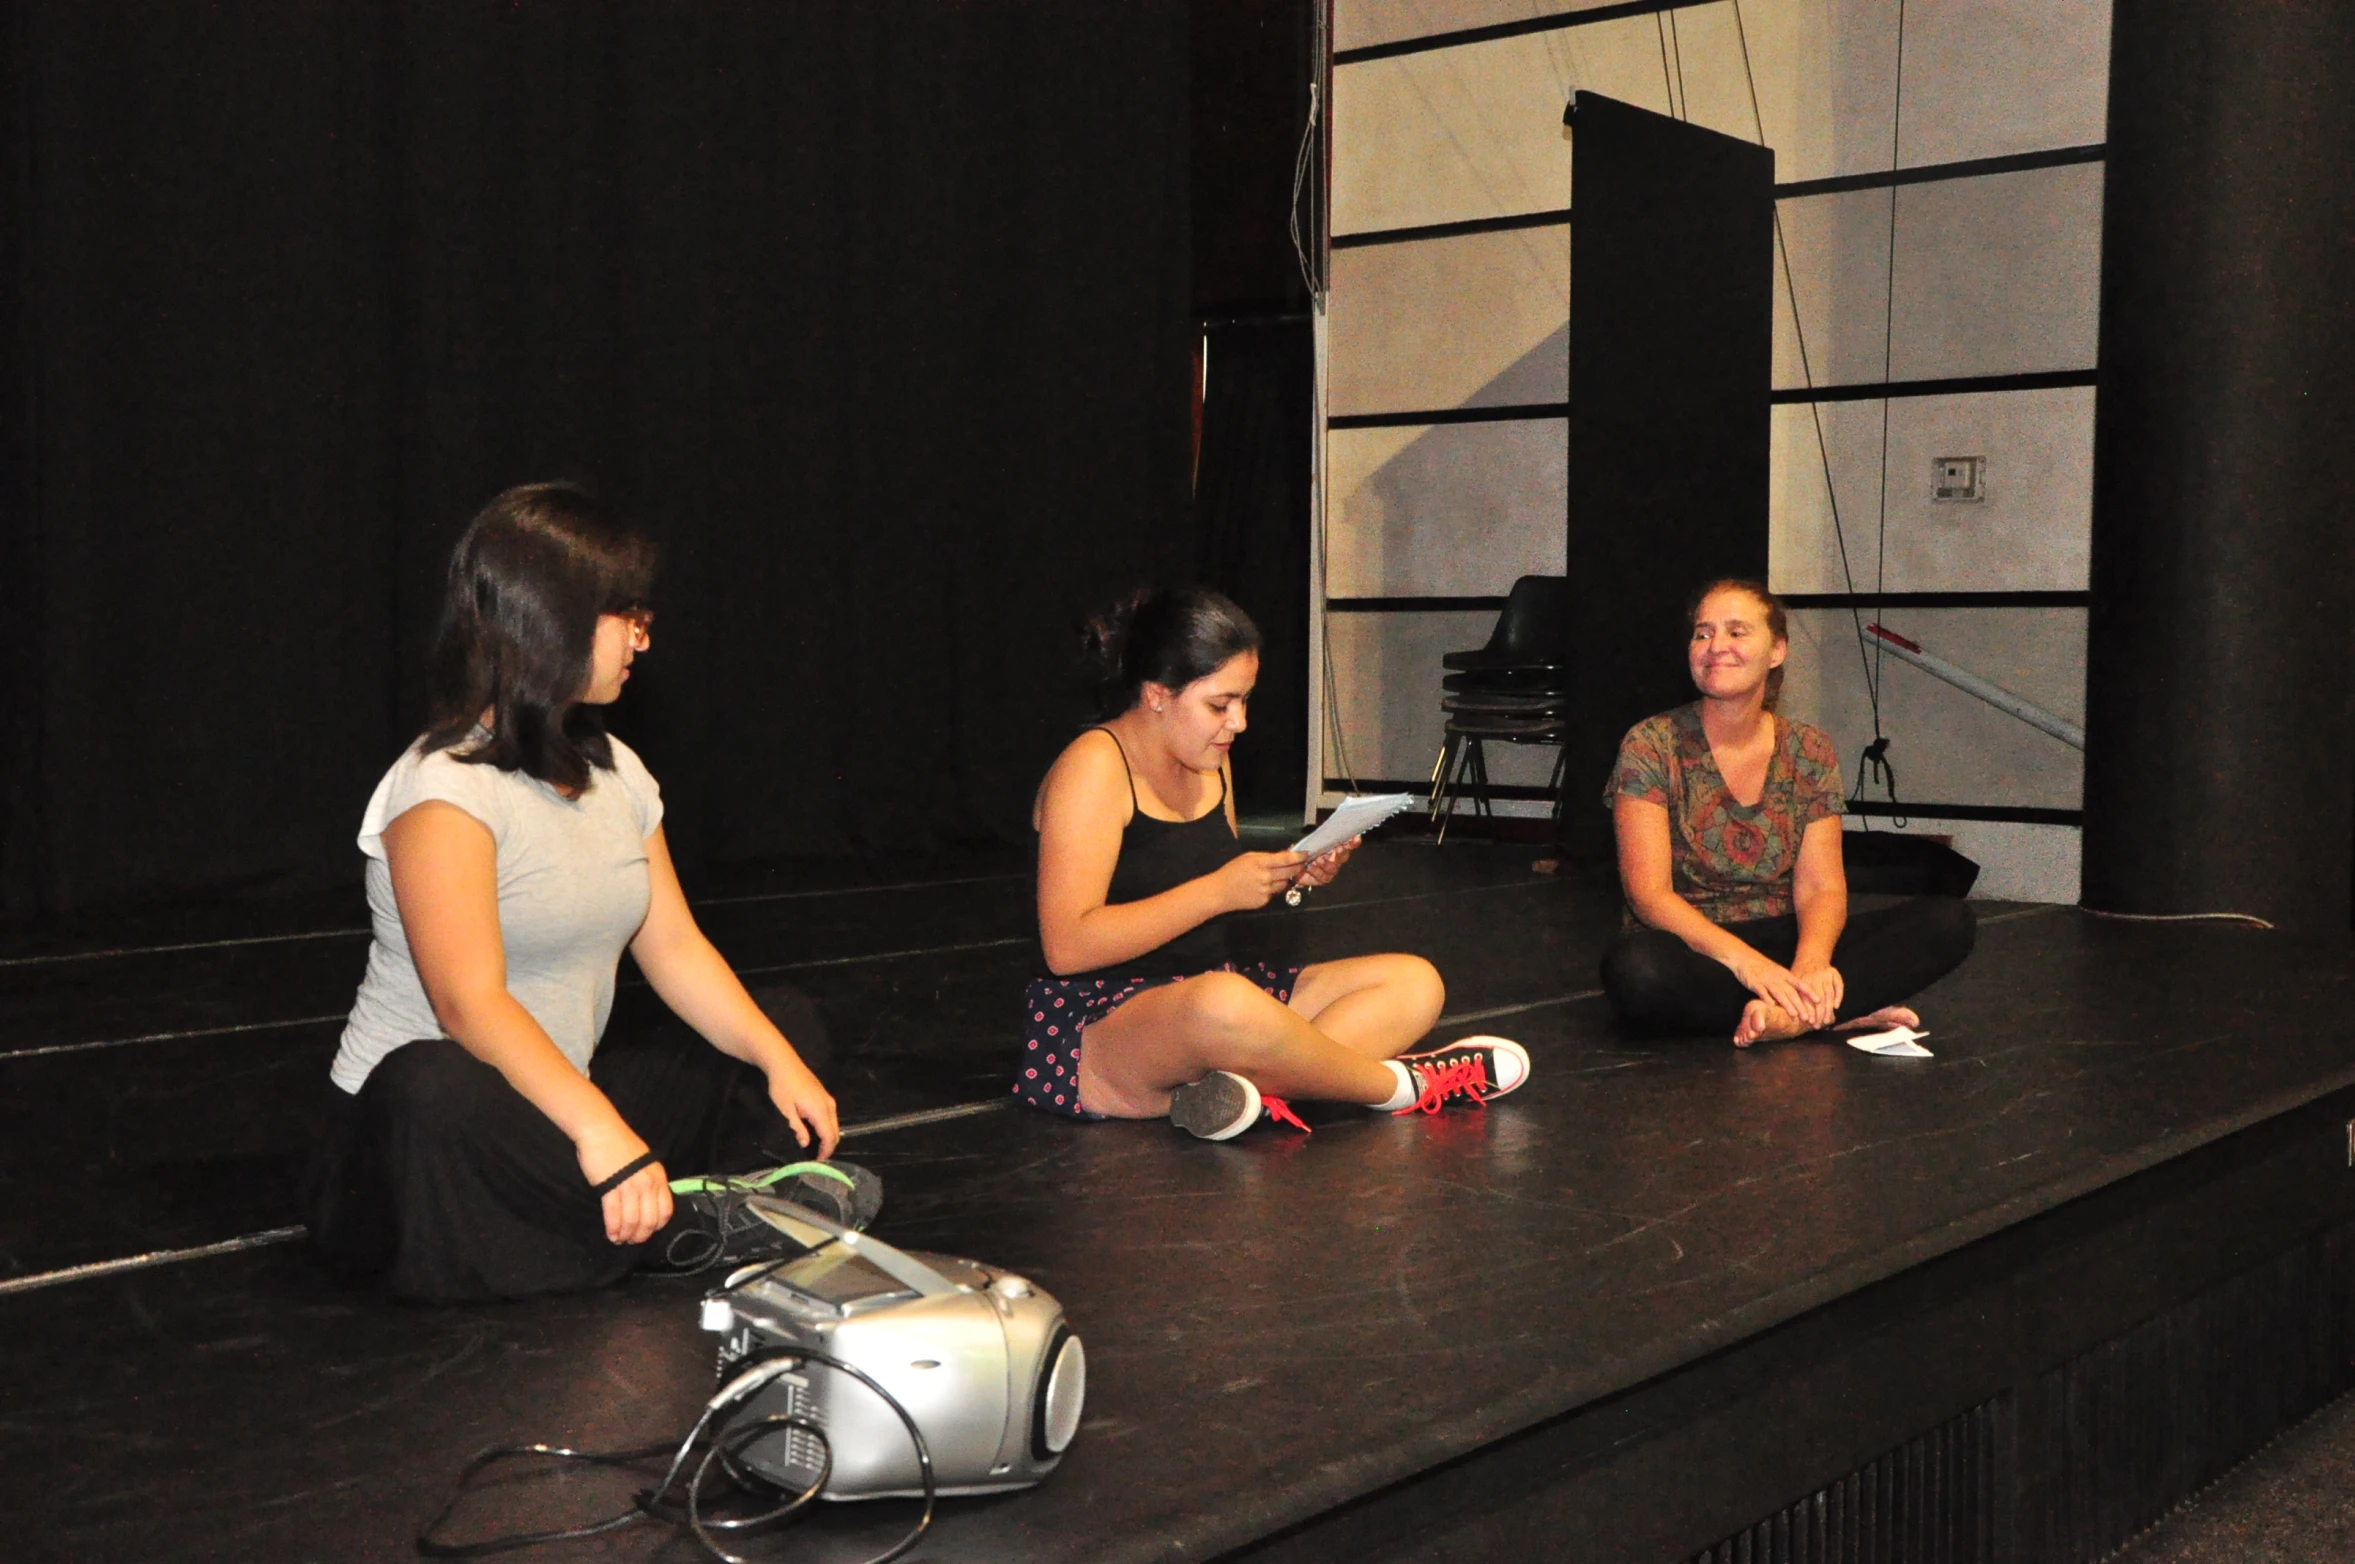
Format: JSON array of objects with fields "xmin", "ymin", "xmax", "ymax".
[{"xmin": 701, "ymin": 1196, "xmax": 1085, "ymax": 1500}]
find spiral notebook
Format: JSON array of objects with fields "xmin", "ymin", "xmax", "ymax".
[{"xmin": 1291, "ymin": 792, "xmax": 1418, "ymax": 859}]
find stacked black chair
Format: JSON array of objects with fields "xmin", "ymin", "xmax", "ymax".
[{"xmin": 1429, "ymin": 575, "xmax": 1572, "ymax": 844}]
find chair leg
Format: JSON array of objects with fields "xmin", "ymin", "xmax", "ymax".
[
  {"xmin": 1428, "ymin": 734, "xmax": 1459, "ymax": 821},
  {"xmin": 1467, "ymin": 739, "xmax": 1493, "ymax": 821},
  {"xmin": 1433, "ymin": 734, "xmax": 1469, "ymax": 846},
  {"xmin": 1545, "ymin": 744, "xmax": 1570, "ymax": 825}
]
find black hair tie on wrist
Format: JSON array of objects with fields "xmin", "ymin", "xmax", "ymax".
[{"xmin": 591, "ymin": 1150, "xmax": 659, "ymax": 1198}]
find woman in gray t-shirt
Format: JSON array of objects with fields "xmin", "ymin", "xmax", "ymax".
[{"xmin": 305, "ymin": 483, "xmax": 840, "ymax": 1302}]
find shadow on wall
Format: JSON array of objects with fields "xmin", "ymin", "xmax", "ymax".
[{"xmin": 1338, "ymin": 323, "xmax": 1569, "ymax": 598}]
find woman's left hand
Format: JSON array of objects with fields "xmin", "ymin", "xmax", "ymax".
[
  {"xmin": 1296, "ymin": 836, "xmax": 1361, "ymax": 889},
  {"xmin": 1790, "ymin": 963, "xmax": 1845, "ymax": 1026},
  {"xmin": 765, "ymin": 1054, "xmax": 841, "ymax": 1161}
]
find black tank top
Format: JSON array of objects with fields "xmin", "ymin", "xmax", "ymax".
[{"xmin": 1053, "ymin": 728, "xmax": 1240, "ymax": 981}]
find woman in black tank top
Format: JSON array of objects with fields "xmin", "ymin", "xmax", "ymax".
[{"xmin": 1020, "ymin": 589, "xmax": 1533, "ymax": 1140}]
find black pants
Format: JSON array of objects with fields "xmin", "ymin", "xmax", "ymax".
[
  {"xmin": 1600, "ymin": 898, "xmax": 1976, "ymax": 1037},
  {"xmin": 303, "ymin": 985, "xmax": 826, "ymax": 1303}
]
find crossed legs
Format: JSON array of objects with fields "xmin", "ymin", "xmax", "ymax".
[
  {"xmin": 1075, "ymin": 954, "xmax": 1444, "ymax": 1119},
  {"xmin": 1600, "ymin": 897, "xmax": 1977, "ymax": 1043}
]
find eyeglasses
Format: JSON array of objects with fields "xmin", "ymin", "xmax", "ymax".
[{"xmin": 614, "ymin": 608, "xmax": 655, "ymax": 650}]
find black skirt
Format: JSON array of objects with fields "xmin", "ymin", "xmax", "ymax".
[{"xmin": 301, "ymin": 984, "xmax": 828, "ymax": 1302}]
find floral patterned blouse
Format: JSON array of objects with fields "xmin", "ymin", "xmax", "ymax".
[{"xmin": 1603, "ymin": 701, "xmax": 1845, "ymax": 926}]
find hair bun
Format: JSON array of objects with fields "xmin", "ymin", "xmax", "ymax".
[
  {"xmin": 1079, "ymin": 589, "xmax": 1153, "ymax": 707},
  {"xmin": 1075, "ymin": 586, "xmax": 1261, "ymax": 722}
]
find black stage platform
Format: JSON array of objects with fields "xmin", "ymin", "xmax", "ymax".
[{"xmin": 6, "ymin": 842, "xmax": 2355, "ymax": 1563}]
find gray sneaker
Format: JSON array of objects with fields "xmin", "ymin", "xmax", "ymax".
[{"xmin": 1167, "ymin": 1070, "xmax": 1264, "ymax": 1140}]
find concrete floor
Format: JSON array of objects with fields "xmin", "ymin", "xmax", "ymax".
[{"xmin": 2113, "ymin": 1390, "xmax": 2355, "ymax": 1564}]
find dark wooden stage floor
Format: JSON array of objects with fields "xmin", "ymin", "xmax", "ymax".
[{"xmin": 6, "ymin": 841, "xmax": 2355, "ymax": 1563}]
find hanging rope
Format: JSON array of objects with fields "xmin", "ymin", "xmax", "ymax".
[{"xmin": 1729, "ymin": 0, "xmax": 1909, "ymax": 824}]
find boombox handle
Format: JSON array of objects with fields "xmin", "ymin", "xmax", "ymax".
[{"xmin": 743, "ymin": 1195, "xmax": 961, "ymax": 1299}]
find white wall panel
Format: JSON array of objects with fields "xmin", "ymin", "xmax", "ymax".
[
  {"xmin": 1328, "ymin": 420, "xmax": 1567, "ymax": 597},
  {"xmin": 1333, "ymin": 34, "xmax": 1581, "ymax": 237},
  {"xmin": 1769, "ymin": 386, "xmax": 2093, "ymax": 594},
  {"xmin": 1771, "ymin": 185, "xmax": 1900, "ymax": 388},
  {"xmin": 1328, "ymin": 230, "xmax": 1567, "ymax": 414},
  {"xmin": 1891, "ymin": 0, "xmax": 2110, "ymax": 169},
  {"xmin": 1726, "ymin": 0, "xmax": 1899, "ymax": 186},
  {"xmin": 1335, "ymin": 2, "xmax": 2110, "ymax": 237},
  {"xmin": 1334, "ymin": 7, "xmax": 1775, "ymax": 237},
  {"xmin": 1337, "ymin": 0, "xmax": 1632, "ymax": 56},
  {"xmin": 1773, "ymin": 163, "xmax": 2103, "ymax": 389},
  {"xmin": 1335, "ymin": 24, "xmax": 1635, "ymax": 236},
  {"xmin": 1888, "ymin": 163, "xmax": 2103, "ymax": 380},
  {"xmin": 1738, "ymin": 0, "xmax": 2104, "ymax": 184},
  {"xmin": 1782, "ymin": 606, "xmax": 2084, "ymax": 810}
]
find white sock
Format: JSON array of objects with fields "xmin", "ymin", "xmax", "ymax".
[{"xmin": 1371, "ymin": 1059, "xmax": 1418, "ymax": 1112}]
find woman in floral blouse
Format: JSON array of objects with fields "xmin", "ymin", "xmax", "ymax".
[{"xmin": 1600, "ymin": 579, "xmax": 1975, "ymax": 1045}]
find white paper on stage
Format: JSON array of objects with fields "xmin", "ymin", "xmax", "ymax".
[
  {"xmin": 1845, "ymin": 1025, "xmax": 1934, "ymax": 1058},
  {"xmin": 1292, "ymin": 793, "xmax": 1418, "ymax": 860}
]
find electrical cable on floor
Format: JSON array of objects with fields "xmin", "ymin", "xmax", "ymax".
[
  {"xmin": 416, "ymin": 1337, "xmax": 936, "ymax": 1564},
  {"xmin": 2079, "ymin": 908, "xmax": 2275, "ymax": 931}
]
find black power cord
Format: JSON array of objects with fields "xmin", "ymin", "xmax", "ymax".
[{"xmin": 417, "ymin": 1348, "xmax": 936, "ymax": 1564}]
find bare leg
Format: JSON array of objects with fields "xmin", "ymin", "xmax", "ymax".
[
  {"xmin": 1284, "ymin": 953, "xmax": 1446, "ymax": 1061},
  {"xmin": 1076, "ymin": 970, "xmax": 1402, "ymax": 1119}
]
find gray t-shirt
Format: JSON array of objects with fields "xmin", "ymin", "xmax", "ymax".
[{"xmin": 330, "ymin": 735, "xmax": 665, "ymax": 1094}]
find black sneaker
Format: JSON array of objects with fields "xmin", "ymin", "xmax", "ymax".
[
  {"xmin": 1391, "ymin": 1036, "xmax": 1531, "ymax": 1115},
  {"xmin": 1167, "ymin": 1070, "xmax": 1264, "ymax": 1140},
  {"xmin": 654, "ymin": 1160, "xmax": 883, "ymax": 1273}
]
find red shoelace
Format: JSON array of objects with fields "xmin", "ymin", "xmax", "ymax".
[
  {"xmin": 1393, "ymin": 1056, "xmax": 1492, "ymax": 1116},
  {"xmin": 1261, "ymin": 1095, "xmax": 1311, "ymax": 1133}
]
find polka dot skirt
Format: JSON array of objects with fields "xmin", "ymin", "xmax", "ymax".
[{"xmin": 1013, "ymin": 961, "xmax": 1301, "ymax": 1121}]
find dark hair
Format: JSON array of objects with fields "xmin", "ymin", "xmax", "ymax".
[
  {"xmin": 1687, "ymin": 577, "xmax": 1789, "ymax": 710},
  {"xmin": 420, "ymin": 482, "xmax": 656, "ymax": 791},
  {"xmin": 1080, "ymin": 587, "xmax": 1262, "ymax": 721}
]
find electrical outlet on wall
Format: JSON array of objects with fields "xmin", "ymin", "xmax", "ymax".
[{"xmin": 1933, "ymin": 455, "xmax": 1986, "ymax": 503}]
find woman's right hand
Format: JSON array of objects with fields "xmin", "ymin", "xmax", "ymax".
[
  {"xmin": 1725, "ymin": 948, "xmax": 1834, "ymax": 1031},
  {"xmin": 577, "ymin": 1122, "xmax": 673, "ymax": 1246},
  {"xmin": 1214, "ymin": 850, "xmax": 1311, "ymax": 912}
]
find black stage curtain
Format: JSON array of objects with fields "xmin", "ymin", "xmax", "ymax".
[
  {"xmin": 0, "ymin": 1, "xmax": 1194, "ymax": 917},
  {"xmin": 1194, "ymin": 319, "xmax": 1310, "ymax": 818}
]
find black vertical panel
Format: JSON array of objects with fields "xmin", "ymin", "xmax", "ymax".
[
  {"xmin": 1562, "ymin": 93, "xmax": 1773, "ymax": 849},
  {"xmin": 2081, "ymin": 2, "xmax": 2355, "ymax": 930},
  {"xmin": 0, "ymin": 0, "xmax": 42, "ymax": 913},
  {"xmin": 1190, "ymin": 0, "xmax": 1316, "ymax": 320},
  {"xmin": 1196, "ymin": 320, "xmax": 1312, "ymax": 816}
]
